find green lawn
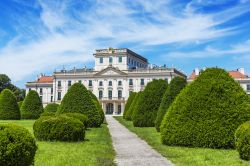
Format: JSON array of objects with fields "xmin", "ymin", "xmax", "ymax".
[
  {"xmin": 0, "ymin": 120, "xmax": 116, "ymax": 166},
  {"xmin": 114, "ymin": 116, "xmax": 250, "ymax": 166}
]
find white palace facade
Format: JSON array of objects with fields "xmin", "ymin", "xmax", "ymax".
[{"xmin": 26, "ymin": 48, "xmax": 186, "ymax": 115}]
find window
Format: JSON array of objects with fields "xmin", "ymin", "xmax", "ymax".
[
  {"xmin": 128, "ymin": 58, "xmax": 130, "ymax": 63},
  {"xmin": 39, "ymin": 88, "xmax": 43, "ymax": 94},
  {"xmin": 89, "ymin": 80, "xmax": 92, "ymax": 86},
  {"xmin": 141, "ymin": 79, "xmax": 144, "ymax": 86},
  {"xmin": 51, "ymin": 96, "xmax": 53, "ymax": 102},
  {"xmin": 118, "ymin": 80, "xmax": 122, "ymax": 86},
  {"xmin": 100, "ymin": 57, "xmax": 103, "ymax": 63},
  {"xmin": 99, "ymin": 91, "xmax": 103, "ymax": 99},
  {"xmin": 165, "ymin": 78, "xmax": 168, "ymax": 83},
  {"xmin": 109, "ymin": 81, "xmax": 112, "ymax": 86},
  {"xmin": 58, "ymin": 92, "xmax": 61, "ymax": 101},
  {"xmin": 109, "ymin": 56, "xmax": 113, "ymax": 63},
  {"xmin": 40, "ymin": 96, "xmax": 42, "ymax": 102},
  {"xmin": 247, "ymin": 84, "xmax": 250, "ymax": 91},
  {"xmin": 129, "ymin": 91, "xmax": 133, "ymax": 95},
  {"xmin": 78, "ymin": 80, "xmax": 82, "ymax": 84},
  {"xmin": 108, "ymin": 90, "xmax": 112, "ymax": 99},
  {"xmin": 118, "ymin": 105, "xmax": 121, "ymax": 114},
  {"xmin": 68, "ymin": 80, "xmax": 71, "ymax": 87},
  {"xmin": 129, "ymin": 79, "xmax": 133, "ymax": 86},
  {"xmin": 99, "ymin": 81, "xmax": 103, "ymax": 86},
  {"xmin": 137, "ymin": 62, "xmax": 139, "ymax": 67},
  {"xmin": 118, "ymin": 90, "xmax": 122, "ymax": 99},
  {"xmin": 29, "ymin": 88, "xmax": 31, "ymax": 91},
  {"xmin": 51, "ymin": 88, "xmax": 53, "ymax": 93},
  {"xmin": 58, "ymin": 81, "xmax": 61, "ymax": 87},
  {"xmin": 118, "ymin": 56, "xmax": 122, "ymax": 63}
]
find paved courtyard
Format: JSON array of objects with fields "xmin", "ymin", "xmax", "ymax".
[{"xmin": 106, "ymin": 116, "xmax": 173, "ymax": 166}]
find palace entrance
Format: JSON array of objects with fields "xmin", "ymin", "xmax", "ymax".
[{"xmin": 106, "ymin": 103, "xmax": 114, "ymax": 115}]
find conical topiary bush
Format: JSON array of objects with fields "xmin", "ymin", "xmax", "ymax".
[
  {"xmin": 125, "ymin": 92, "xmax": 142, "ymax": 121},
  {"xmin": 88, "ymin": 90, "xmax": 104, "ymax": 124},
  {"xmin": 21, "ymin": 90, "xmax": 43, "ymax": 119},
  {"xmin": 133, "ymin": 79, "xmax": 168, "ymax": 127},
  {"xmin": 0, "ymin": 89, "xmax": 20, "ymax": 120},
  {"xmin": 123, "ymin": 92, "xmax": 136, "ymax": 119},
  {"xmin": 161, "ymin": 68, "xmax": 250, "ymax": 149},
  {"xmin": 57, "ymin": 83, "xmax": 101, "ymax": 127},
  {"xmin": 155, "ymin": 77, "xmax": 186, "ymax": 132}
]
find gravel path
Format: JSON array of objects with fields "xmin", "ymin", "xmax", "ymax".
[{"xmin": 106, "ymin": 116, "xmax": 173, "ymax": 166}]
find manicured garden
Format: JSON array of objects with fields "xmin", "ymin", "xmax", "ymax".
[
  {"xmin": 115, "ymin": 116, "xmax": 250, "ymax": 166},
  {"xmin": 0, "ymin": 120, "xmax": 116, "ymax": 166}
]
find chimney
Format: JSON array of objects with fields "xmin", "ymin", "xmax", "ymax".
[
  {"xmin": 238, "ymin": 67, "xmax": 245, "ymax": 75},
  {"xmin": 194, "ymin": 68, "xmax": 200, "ymax": 76}
]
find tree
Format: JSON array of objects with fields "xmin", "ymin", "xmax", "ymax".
[
  {"xmin": 88, "ymin": 90, "xmax": 104, "ymax": 124},
  {"xmin": 161, "ymin": 68, "xmax": 250, "ymax": 149},
  {"xmin": 155, "ymin": 77, "xmax": 186, "ymax": 132},
  {"xmin": 0, "ymin": 74, "xmax": 11, "ymax": 93},
  {"xmin": 123, "ymin": 92, "xmax": 136, "ymax": 119},
  {"xmin": 125, "ymin": 91, "xmax": 143, "ymax": 121},
  {"xmin": 57, "ymin": 83, "xmax": 102, "ymax": 127},
  {"xmin": 133, "ymin": 79, "xmax": 168, "ymax": 127},
  {"xmin": 0, "ymin": 89, "xmax": 20, "ymax": 120},
  {"xmin": 21, "ymin": 90, "xmax": 43, "ymax": 119}
]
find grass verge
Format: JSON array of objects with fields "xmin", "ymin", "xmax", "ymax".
[
  {"xmin": 114, "ymin": 116, "xmax": 250, "ymax": 166},
  {"xmin": 0, "ymin": 120, "xmax": 116, "ymax": 166}
]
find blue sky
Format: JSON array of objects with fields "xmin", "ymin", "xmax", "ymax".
[{"xmin": 0, "ymin": 0, "xmax": 250, "ymax": 88}]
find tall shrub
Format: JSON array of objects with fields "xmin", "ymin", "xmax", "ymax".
[
  {"xmin": 123, "ymin": 92, "xmax": 136, "ymax": 119},
  {"xmin": 133, "ymin": 79, "xmax": 168, "ymax": 127},
  {"xmin": 21, "ymin": 90, "xmax": 43, "ymax": 119},
  {"xmin": 161, "ymin": 68, "xmax": 250, "ymax": 149},
  {"xmin": 0, "ymin": 89, "xmax": 20, "ymax": 120},
  {"xmin": 57, "ymin": 83, "xmax": 101, "ymax": 127},
  {"xmin": 88, "ymin": 91, "xmax": 104, "ymax": 124},
  {"xmin": 125, "ymin": 92, "xmax": 142, "ymax": 121},
  {"xmin": 155, "ymin": 77, "xmax": 186, "ymax": 131}
]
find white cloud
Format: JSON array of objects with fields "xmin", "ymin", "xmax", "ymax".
[{"xmin": 0, "ymin": 0, "xmax": 250, "ymax": 83}]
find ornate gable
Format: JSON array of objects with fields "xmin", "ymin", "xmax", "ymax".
[{"xmin": 94, "ymin": 66, "xmax": 127, "ymax": 76}]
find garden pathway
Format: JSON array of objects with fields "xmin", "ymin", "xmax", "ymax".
[{"xmin": 106, "ymin": 116, "xmax": 173, "ymax": 166}]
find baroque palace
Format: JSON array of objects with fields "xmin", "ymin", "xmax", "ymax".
[{"xmin": 26, "ymin": 48, "xmax": 186, "ymax": 115}]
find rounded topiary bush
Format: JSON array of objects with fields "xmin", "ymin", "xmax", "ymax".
[
  {"xmin": 0, "ymin": 124, "xmax": 37, "ymax": 165},
  {"xmin": 62, "ymin": 113, "xmax": 88, "ymax": 128},
  {"xmin": 21, "ymin": 90, "xmax": 43, "ymax": 119},
  {"xmin": 133, "ymin": 79, "xmax": 168, "ymax": 127},
  {"xmin": 33, "ymin": 116, "xmax": 85, "ymax": 141},
  {"xmin": 161, "ymin": 68, "xmax": 250, "ymax": 149},
  {"xmin": 57, "ymin": 83, "xmax": 101, "ymax": 127},
  {"xmin": 125, "ymin": 92, "xmax": 141, "ymax": 121},
  {"xmin": 44, "ymin": 103, "xmax": 59, "ymax": 113},
  {"xmin": 123, "ymin": 92, "xmax": 137, "ymax": 119},
  {"xmin": 155, "ymin": 77, "xmax": 186, "ymax": 132},
  {"xmin": 0, "ymin": 89, "xmax": 20, "ymax": 120},
  {"xmin": 235, "ymin": 120, "xmax": 250, "ymax": 160},
  {"xmin": 40, "ymin": 112, "xmax": 56, "ymax": 117}
]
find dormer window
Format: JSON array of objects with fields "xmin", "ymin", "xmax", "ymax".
[{"xmin": 109, "ymin": 57, "xmax": 113, "ymax": 64}]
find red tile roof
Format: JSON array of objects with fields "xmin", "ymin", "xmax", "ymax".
[
  {"xmin": 188, "ymin": 70, "xmax": 248, "ymax": 80},
  {"xmin": 37, "ymin": 76, "xmax": 53, "ymax": 83}
]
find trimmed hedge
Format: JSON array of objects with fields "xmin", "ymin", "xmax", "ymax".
[
  {"xmin": 0, "ymin": 89, "xmax": 20, "ymax": 120},
  {"xmin": 21, "ymin": 90, "xmax": 43, "ymax": 119},
  {"xmin": 0, "ymin": 124, "xmax": 37, "ymax": 165},
  {"xmin": 161, "ymin": 68, "xmax": 250, "ymax": 149},
  {"xmin": 235, "ymin": 120, "xmax": 250, "ymax": 160},
  {"xmin": 62, "ymin": 113, "xmax": 88, "ymax": 128},
  {"xmin": 57, "ymin": 83, "xmax": 101, "ymax": 127},
  {"xmin": 44, "ymin": 103, "xmax": 59, "ymax": 113},
  {"xmin": 33, "ymin": 115, "xmax": 85, "ymax": 141},
  {"xmin": 133, "ymin": 79, "xmax": 168, "ymax": 127},
  {"xmin": 125, "ymin": 92, "xmax": 142, "ymax": 121},
  {"xmin": 123, "ymin": 92, "xmax": 137, "ymax": 119},
  {"xmin": 155, "ymin": 77, "xmax": 186, "ymax": 132},
  {"xmin": 18, "ymin": 101, "xmax": 23, "ymax": 109},
  {"xmin": 88, "ymin": 90, "xmax": 104, "ymax": 124}
]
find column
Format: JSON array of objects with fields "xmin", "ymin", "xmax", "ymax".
[
  {"xmin": 103, "ymin": 102, "xmax": 106, "ymax": 115},
  {"xmin": 113, "ymin": 102, "xmax": 117, "ymax": 115},
  {"xmin": 121, "ymin": 102, "xmax": 125, "ymax": 115}
]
